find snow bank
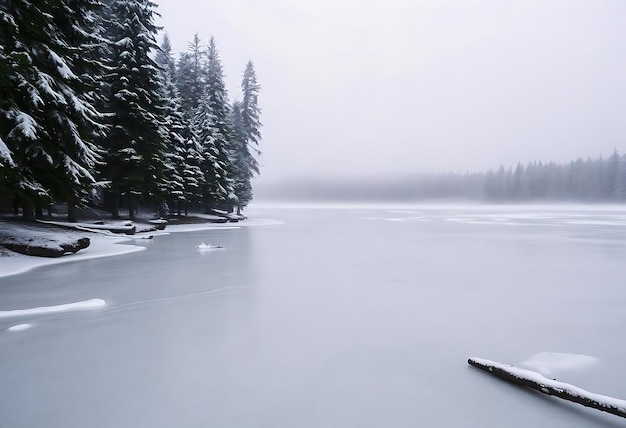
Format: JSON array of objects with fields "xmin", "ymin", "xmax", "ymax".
[
  {"xmin": 0, "ymin": 235, "xmax": 144, "ymax": 278},
  {"xmin": 0, "ymin": 221, "xmax": 87, "ymax": 250},
  {"xmin": 521, "ymin": 352, "xmax": 598, "ymax": 376},
  {"xmin": 0, "ymin": 299, "xmax": 105, "ymax": 319}
]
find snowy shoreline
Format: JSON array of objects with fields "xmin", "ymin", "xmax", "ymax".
[{"xmin": 0, "ymin": 217, "xmax": 281, "ymax": 279}]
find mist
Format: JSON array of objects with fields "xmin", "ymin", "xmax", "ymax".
[{"xmin": 155, "ymin": 0, "xmax": 626, "ymax": 186}]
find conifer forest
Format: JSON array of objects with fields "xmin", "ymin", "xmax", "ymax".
[{"xmin": 0, "ymin": 0, "xmax": 262, "ymax": 220}]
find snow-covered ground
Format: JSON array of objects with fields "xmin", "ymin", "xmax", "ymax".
[{"xmin": 0, "ymin": 233, "xmax": 144, "ymax": 278}]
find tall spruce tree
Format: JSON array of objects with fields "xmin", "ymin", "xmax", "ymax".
[
  {"xmin": 155, "ymin": 34, "xmax": 186, "ymax": 215},
  {"xmin": 176, "ymin": 34, "xmax": 204, "ymax": 119},
  {"xmin": 100, "ymin": 0, "xmax": 169, "ymax": 219},
  {"xmin": 0, "ymin": 0, "xmax": 106, "ymax": 220},
  {"xmin": 181, "ymin": 134, "xmax": 205, "ymax": 214},
  {"xmin": 194, "ymin": 36, "xmax": 235, "ymax": 210},
  {"xmin": 229, "ymin": 101, "xmax": 253, "ymax": 209},
  {"xmin": 230, "ymin": 60, "xmax": 262, "ymax": 211},
  {"xmin": 155, "ymin": 33, "xmax": 177, "ymax": 80},
  {"xmin": 241, "ymin": 61, "xmax": 262, "ymax": 158}
]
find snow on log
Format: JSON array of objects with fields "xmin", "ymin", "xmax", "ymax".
[
  {"xmin": 37, "ymin": 220, "xmax": 136, "ymax": 235},
  {"xmin": 468, "ymin": 357, "xmax": 626, "ymax": 419}
]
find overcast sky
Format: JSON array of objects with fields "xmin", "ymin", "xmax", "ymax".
[{"xmin": 154, "ymin": 0, "xmax": 626, "ymax": 184}]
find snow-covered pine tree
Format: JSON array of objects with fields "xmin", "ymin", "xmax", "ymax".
[
  {"xmin": 228, "ymin": 60, "xmax": 262, "ymax": 212},
  {"xmin": 194, "ymin": 36, "xmax": 235, "ymax": 211},
  {"xmin": 100, "ymin": 0, "xmax": 170, "ymax": 220},
  {"xmin": 0, "ymin": 0, "xmax": 106, "ymax": 220},
  {"xmin": 155, "ymin": 33, "xmax": 177, "ymax": 80},
  {"xmin": 176, "ymin": 34, "xmax": 205, "ymax": 119},
  {"xmin": 155, "ymin": 34, "xmax": 190, "ymax": 215},
  {"xmin": 228, "ymin": 101, "xmax": 254, "ymax": 209},
  {"xmin": 0, "ymin": 6, "xmax": 21, "ymax": 186},
  {"xmin": 241, "ymin": 61, "xmax": 262, "ymax": 158},
  {"xmin": 181, "ymin": 134, "xmax": 205, "ymax": 215}
]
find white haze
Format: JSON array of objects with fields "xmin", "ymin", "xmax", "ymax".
[{"xmin": 155, "ymin": 0, "xmax": 626, "ymax": 185}]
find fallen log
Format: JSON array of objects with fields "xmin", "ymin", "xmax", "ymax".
[{"xmin": 468, "ymin": 357, "xmax": 626, "ymax": 419}]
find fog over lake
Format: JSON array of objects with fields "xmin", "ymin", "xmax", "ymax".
[{"xmin": 1, "ymin": 204, "xmax": 626, "ymax": 427}]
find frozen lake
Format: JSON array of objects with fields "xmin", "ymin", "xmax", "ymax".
[{"xmin": 2, "ymin": 204, "xmax": 626, "ymax": 427}]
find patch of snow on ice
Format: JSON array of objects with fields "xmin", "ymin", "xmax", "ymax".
[
  {"xmin": 7, "ymin": 323, "xmax": 32, "ymax": 332},
  {"xmin": 0, "ymin": 299, "xmax": 105, "ymax": 319},
  {"xmin": 521, "ymin": 352, "xmax": 598, "ymax": 376},
  {"xmin": 196, "ymin": 243, "xmax": 224, "ymax": 250}
]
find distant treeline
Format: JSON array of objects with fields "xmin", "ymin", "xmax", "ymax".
[
  {"xmin": 259, "ymin": 151, "xmax": 626, "ymax": 202},
  {"xmin": 482, "ymin": 151, "xmax": 624, "ymax": 201},
  {"xmin": 0, "ymin": 0, "xmax": 261, "ymax": 221}
]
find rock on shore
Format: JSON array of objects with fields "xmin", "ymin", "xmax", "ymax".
[{"xmin": 0, "ymin": 222, "xmax": 91, "ymax": 258}]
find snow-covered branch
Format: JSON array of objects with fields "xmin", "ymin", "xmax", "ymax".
[{"xmin": 468, "ymin": 357, "xmax": 626, "ymax": 419}]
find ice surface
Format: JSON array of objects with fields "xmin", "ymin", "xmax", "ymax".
[
  {"xmin": 521, "ymin": 352, "xmax": 598, "ymax": 376},
  {"xmin": 3, "ymin": 205, "xmax": 626, "ymax": 428},
  {"xmin": 0, "ymin": 299, "xmax": 105, "ymax": 319}
]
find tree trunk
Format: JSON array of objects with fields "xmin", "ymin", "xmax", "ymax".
[
  {"xmin": 35, "ymin": 205, "xmax": 43, "ymax": 219},
  {"xmin": 110, "ymin": 192, "xmax": 120, "ymax": 219},
  {"xmin": 127, "ymin": 192, "xmax": 135, "ymax": 221},
  {"xmin": 177, "ymin": 199, "xmax": 182, "ymax": 216},
  {"xmin": 22, "ymin": 198, "xmax": 35, "ymax": 221},
  {"xmin": 184, "ymin": 200, "xmax": 188, "ymax": 216},
  {"xmin": 468, "ymin": 357, "xmax": 626, "ymax": 419},
  {"xmin": 67, "ymin": 203, "xmax": 78, "ymax": 223}
]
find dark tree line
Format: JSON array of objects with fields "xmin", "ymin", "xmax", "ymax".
[{"xmin": 0, "ymin": 0, "xmax": 262, "ymax": 221}]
